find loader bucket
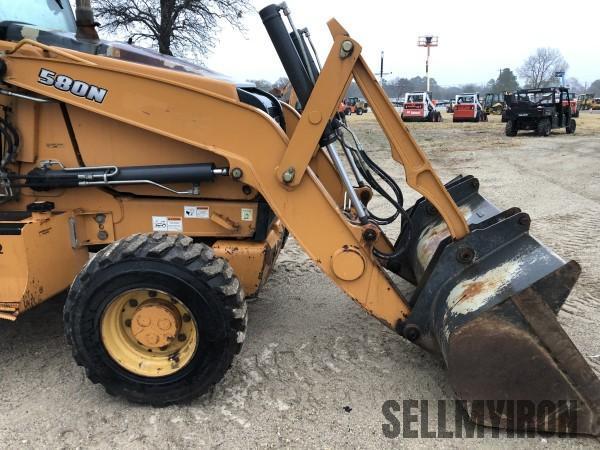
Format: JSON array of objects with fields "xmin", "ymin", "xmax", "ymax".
[{"xmin": 393, "ymin": 175, "xmax": 600, "ymax": 436}]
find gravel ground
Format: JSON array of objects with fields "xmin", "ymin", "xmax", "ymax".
[{"xmin": 1, "ymin": 112, "xmax": 599, "ymax": 449}]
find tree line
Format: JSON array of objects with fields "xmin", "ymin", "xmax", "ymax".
[{"xmin": 90, "ymin": 1, "xmax": 600, "ymax": 98}]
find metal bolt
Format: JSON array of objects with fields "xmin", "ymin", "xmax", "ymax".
[
  {"xmin": 97, "ymin": 230, "xmax": 109, "ymax": 241},
  {"xmin": 340, "ymin": 40, "xmax": 354, "ymax": 58},
  {"xmin": 518, "ymin": 214, "xmax": 531, "ymax": 228},
  {"xmin": 362, "ymin": 229, "xmax": 377, "ymax": 242},
  {"xmin": 129, "ymin": 299, "xmax": 138, "ymax": 307},
  {"xmin": 231, "ymin": 168, "xmax": 243, "ymax": 180},
  {"xmin": 182, "ymin": 314, "xmax": 191, "ymax": 323},
  {"xmin": 282, "ymin": 167, "xmax": 296, "ymax": 184},
  {"xmin": 403, "ymin": 324, "xmax": 421, "ymax": 342},
  {"xmin": 178, "ymin": 333, "xmax": 186, "ymax": 342},
  {"xmin": 95, "ymin": 213, "xmax": 106, "ymax": 224},
  {"xmin": 242, "ymin": 185, "xmax": 252, "ymax": 195},
  {"xmin": 456, "ymin": 246, "xmax": 475, "ymax": 264},
  {"xmin": 124, "ymin": 319, "xmax": 132, "ymax": 327}
]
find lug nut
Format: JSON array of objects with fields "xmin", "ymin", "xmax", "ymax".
[
  {"xmin": 148, "ymin": 290, "xmax": 157, "ymax": 298},
  {"xmin": 124, "ymin": 319, "xmax": 132, "ymax": 327},
  {"xmin": 182, "ymin": 314, "xmax": 191, "ymax": 323},
  {"xmin": 129, "ymin": 299, "xmax": 138, "ymax": 307},
  {"xmin": 178, "ymin": 333, "xmax": 187, "ymax": 342}
]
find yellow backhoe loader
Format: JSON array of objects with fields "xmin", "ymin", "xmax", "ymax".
[{"xmin": 0, "ymin": 1, "xmax": 598, "ymax": 435}]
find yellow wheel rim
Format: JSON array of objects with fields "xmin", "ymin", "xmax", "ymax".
[{"xmin": 101, "ymin": 289, "xmax": 198, "ymax": 377}]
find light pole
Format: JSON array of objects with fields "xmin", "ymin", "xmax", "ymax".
[
  {"xmin": 379, "ymin": 51, "xmax": 392, "ymax": 85},
  {"xmin": 417, "ymin": 35, "xmax": 438, "ymax": 92}
]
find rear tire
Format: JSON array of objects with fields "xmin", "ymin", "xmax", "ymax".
[
  {"xmin": 566, "ymin": 119, "xmax": 576, "ymax": 134},
  {"xmin": 64, "ymin": 233, "xmax": 246, "ymax": 406},
  {"xmin": 356, "ymin": 108, "xmax": 363, "ymax": 116},
  {"xmin": 505, "ymin": 120, "xmax": 518, "ymax": 136}
]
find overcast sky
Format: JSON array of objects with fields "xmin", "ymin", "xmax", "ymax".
[{"xmin": 203, "ymin": 0, "xmax": 599, "ymax": 87}]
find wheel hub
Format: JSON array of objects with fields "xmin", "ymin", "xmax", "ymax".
[
  {"xmin": 101, "ymin": 289, "xmax": 198, "ymax": 377},
  {"xmin": 131, "ymin": 302, "xmax": 180, "ymax": 349}
]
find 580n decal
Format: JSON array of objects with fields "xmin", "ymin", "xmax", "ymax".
[{"xmin": 38, "ymin": 69, "xmax": 108, "ymax": 103}]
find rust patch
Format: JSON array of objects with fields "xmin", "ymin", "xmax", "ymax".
[
  {"xmin": 447, "ymin": 259, "xmax": 524, "ymax": 318},
  {"xmin": 455, "ymin": 281, "xmax": 486, "ymax": 304}
]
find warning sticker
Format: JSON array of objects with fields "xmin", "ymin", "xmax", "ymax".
[
  {"xmin": 152, "ymin": 216, "xmax": 183, "ymax": 232},
  {"xmin": 184, "ymin": 206, "xmax": 210, "ymax": 219},
  {"xmin": 241, "ymin": 208, "xmax": 253, "ymax": 222}
]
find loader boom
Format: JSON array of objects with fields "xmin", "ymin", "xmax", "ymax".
[{"xmin": 0, "ymin": 3, "xmax": 597, "ymax": 435}]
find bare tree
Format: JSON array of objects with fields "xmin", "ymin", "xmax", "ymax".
[
  {"xmin": 92, "ymin": 0, "xmax": 251, "ymax": 57},
  {"xmin": 517, "ymin": 48, "xmax": 569, "ymax": 88}
]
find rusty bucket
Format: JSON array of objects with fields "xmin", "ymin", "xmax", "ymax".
[{"xmin": 391, "ymin": 175, "xmax": 600, "ymax": 436}]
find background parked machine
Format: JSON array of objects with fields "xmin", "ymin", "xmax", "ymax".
[
  {"xmin": 0, "ymin": 1, "xmax": 598, "ymax": 436},
  {"xmin": 592, "ymin": 98, "xmax": 600, "ymax": 110},
  {"xmin": 343, "ymin": 96, "xmax": 369, "ymax": 115},
  {"xmin": 400, "ymin": 91, "xmax": 442, "ymax": 122},
  {"xmin": 504, "ymin": 87, "xmax": 576, "ymax": 136},
  {"xmin": 483, "ymin": 92, "xmax": 505, "ymax": 115},
  {"xmin": 578, "ymin": 93, "xmax": 595, "ymax": 110},
  {"xmin": 452, "ymin": 93, "xmax": 487, "ymax": 122},
  {"xmin": 565, "ymin": 92, "xmax": 579, "ymax": 117}
]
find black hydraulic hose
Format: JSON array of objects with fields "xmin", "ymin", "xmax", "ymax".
[
  {"xmin": 336, "ymin": 129, "xmax": 403, "ymax": 223},
  {"xmin": 336, "ymin": 127, "xmax": 413, "ymax": 260},
  {"xmin": 0, "ymin": 117, "xmax": 18, "ymax": 168}
]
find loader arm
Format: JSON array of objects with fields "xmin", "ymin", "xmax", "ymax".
[{"xmin": 1, "ymin": 20, "xmax": 471, "ymax": 330}]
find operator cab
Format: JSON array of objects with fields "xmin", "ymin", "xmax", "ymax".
[{"xmin": 0, "ymin": 1, "xmax": 285, "ymax": 128}]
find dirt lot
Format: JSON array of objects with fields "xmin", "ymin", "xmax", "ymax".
[{"xmin": 1, "ymin": 112, "xmax": 599, "ymax": 449}]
